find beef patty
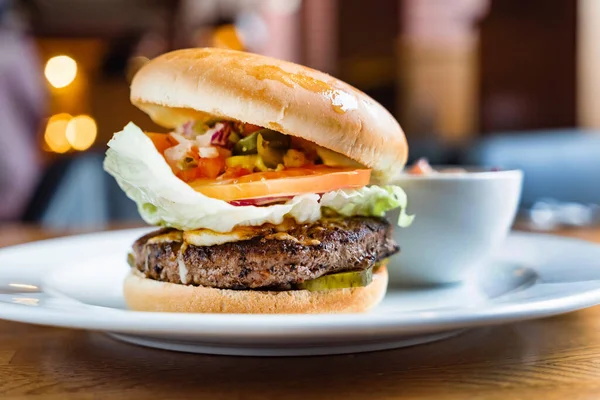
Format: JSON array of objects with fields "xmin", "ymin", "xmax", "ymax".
[{"xmin": 132, "ymin": 217, "xmax": 399, "ymax": 290}]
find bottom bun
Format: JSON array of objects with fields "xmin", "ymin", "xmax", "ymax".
[{"xmin": 123, "ymin": 267, "xmax": 388, "ymax": 314}]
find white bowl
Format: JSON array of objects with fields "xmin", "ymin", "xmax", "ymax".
[{"xmin": 386, "ymin": 168, "xmax": 523, "ymax": 286}]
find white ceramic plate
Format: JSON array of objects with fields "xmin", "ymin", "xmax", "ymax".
[{"xmin": 0, "ymin": 229, "xmax": 599, "ymax": 356}]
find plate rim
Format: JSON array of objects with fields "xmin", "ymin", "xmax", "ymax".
[{"xmin": 0, "ymin": 230, "xmax": 600, "ymax": 337}]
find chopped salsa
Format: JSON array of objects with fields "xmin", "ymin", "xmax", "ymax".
[{"xmin": 147, "ymin": 119, "xmax": 360, "ymax": 183}]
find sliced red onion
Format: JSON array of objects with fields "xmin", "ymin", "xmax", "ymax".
[
  {"xmin": 229, "ymin": 195, "xmax": 296, "ymax": 207},
  {"xmin": 209, "ymin": 122, "xmax": 233, "ymax": 148},
  {"xmin": 195, "ymin": 122, "xmax": 227, "ymax": 148},
  {"xmin": 177, "ymin": 121, "xmax": 195, "ymax": 138}
]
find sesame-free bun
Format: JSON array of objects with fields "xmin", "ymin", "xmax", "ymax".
[
  {"xmin": 123, "ymin": 267, "xmax": 388, "ymax": 314},
  {"xmin": 131, "ymin": 48, "xmax": 407, "ymax": 179}
]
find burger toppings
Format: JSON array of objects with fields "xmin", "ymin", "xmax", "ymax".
[
  {"xmin": 147, "ymin": 119, "xmax": 362, "ymax": 184},
  {"xmin": 103, "ymin": 122, "xmax": 413, "ymax": 233},
  {"xmin": 132, "ymin": 216, "xmax": 396, "ymax": 290}
]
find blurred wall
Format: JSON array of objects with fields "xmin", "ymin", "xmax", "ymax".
[
  {"xmin": 397, "ymin": 0, "xmax": 487, "ymax": 145},
  {"xmin": 338, "ymin": 0, "xmax": 398, "ymax": 115},
  {"xmin": 302, "ymin": 0, "xmax": 338, "ymax": 74},
  {"xmin": 260, "ymin": 0, "xmax": 301, "ymax": 63},
  {"xmin": 578, "ymin": 0, "xmax": 600, "ymax": 129},
  {"xmin": 479, "ymin": 0, "xmax": 577, "ymax": 133}
]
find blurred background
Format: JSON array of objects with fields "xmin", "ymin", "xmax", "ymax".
[{"xmin": 1, "ymin": 0, "xmax": 599, "ymax": 231}]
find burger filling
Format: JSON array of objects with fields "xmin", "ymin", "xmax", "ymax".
[
  {"xmin": 104, "ymin": 119, "xmax": 412, "ymax": 292},
  {"xmin": 131, "ymin": 217, "xmax": 396, "ymax": 291},
  {"xmin": 148, "ymin": 119, "xmax": 362, "ymax": 183},
  {"xmin": 145, "ymin": 118, "xmax": 371, "ymax": 204}
]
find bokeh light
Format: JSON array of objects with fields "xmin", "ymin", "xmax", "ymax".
[
  {"xmin": 66, "ymin": 115, "xmax": 97, "ymax": 151},
  {"xmin": 44, "ymin": 55, "xmax": 78, "ymax": 88},
  {"xmin": 211, "ymin": 25, "xmax": 244, "ymax": 50},
  {"xmin": 44, "ymin": 113, "xmax": 72, "ymax": 153}
]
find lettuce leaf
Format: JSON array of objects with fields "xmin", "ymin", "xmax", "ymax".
[
  {"xmin": 103, "ymin": 123, "xmax": 412, "ymax": 231},
  {"xmin": 321, "ymin": 186, "xmax": 414, "ymax": 227}
]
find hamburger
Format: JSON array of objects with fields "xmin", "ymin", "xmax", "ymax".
[{"xmin": 104, "ymin": 48, "xmax": 412, "ymax": 313}]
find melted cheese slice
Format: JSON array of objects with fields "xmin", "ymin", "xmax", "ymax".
[
  {"xmin": 183, "ymin": 226, "xmax": 267, "ymax": 247},
  {"xmin": 146, "ymin": 219, "xmax": 320, "ymax": 247},
  {"xmin": 146, "ymin": 230, "xmax": 183, "ymax": 244}
]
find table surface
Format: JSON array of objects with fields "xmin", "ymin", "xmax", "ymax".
[{"xmin": 1, "ymin": 224, "xmax": 600, "ymax": 400}]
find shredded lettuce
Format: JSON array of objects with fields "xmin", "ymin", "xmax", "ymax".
[{"xmin": 103, "ymin": 123, "xmax": 413, "ymax": 231}]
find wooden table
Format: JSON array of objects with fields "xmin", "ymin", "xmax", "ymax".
[{"xmin": 1, "ymin": 224, "xmax": 600, "ymax": 399}]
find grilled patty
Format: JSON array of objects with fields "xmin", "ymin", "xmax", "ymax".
[{"xmin": 132, "ymin": 217, "xmax": 399, "ymax": 290}]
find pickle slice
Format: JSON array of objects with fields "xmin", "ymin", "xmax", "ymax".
[
  {"xmin": 233, "ymin": 132, "xmax": 259, "ymax": 155},
  {"xmin": 257, "ymin": 129, "xmax": 290, "ymax": 148},
  {"xmin": 226, "ymin": 154, "xmax": 269, "ymax": 171},
  {"xmin": 315, "ymin": 146, "xmax": 363, "ymax": 168},
  {"xmin": 257, "ymin": 133, "xmax": 285, "ymax": 168},
  {"xmin": 297, "ymin": 267, "xmax": 373, "ymax": 292},
  {"xmin": 127, "ymin": 252, "xmax": 135, "ymax": 268},
  {"xmin": 233, "ymin": 129, "xmax": 290, "ymax": 156}
]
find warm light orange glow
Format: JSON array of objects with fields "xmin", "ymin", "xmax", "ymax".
[
  {"xmin": 66, "ymin": 115, "xmax": 97, "ymax": 151},
  {"xmin": 44, "ymin": 55, "xmax": 78, "ymax": 88},
  {"xmin": 211, "ymin": 25, "xmax": 244, "ymax": 50},
  {"xmin": 44, "ymin": 113, "xmax": 72, "ymax": 153}
]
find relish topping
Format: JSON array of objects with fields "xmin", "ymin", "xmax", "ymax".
[{"xmin": 147, "ymin": 119, "xmax": 361, "ymax": 183}]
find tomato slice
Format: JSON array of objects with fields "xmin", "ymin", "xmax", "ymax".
[
  {"xmin": 147, "ymin": 132, "xmax": 176, "ymax": 155},
  {"xmin": 175, "ymin": 157, "xmax": 226, "ymax": 181},
  {"xmin": 188, "ymin": 166, "xmax": 371, "ymax": 201}
]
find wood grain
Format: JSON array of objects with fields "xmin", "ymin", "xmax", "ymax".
[{"xmin": 1, "ymin": 224, "xmax": 600, "ymax": 399}]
